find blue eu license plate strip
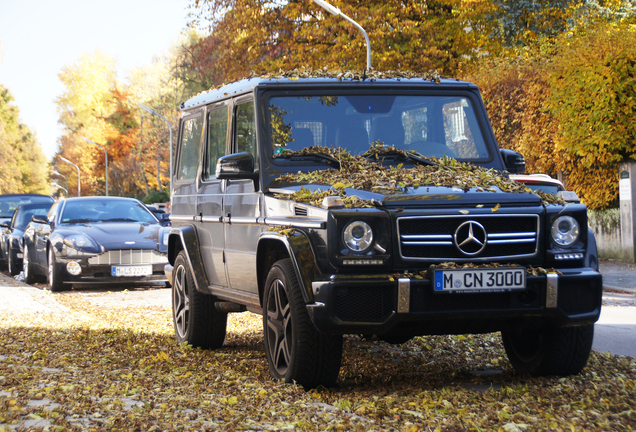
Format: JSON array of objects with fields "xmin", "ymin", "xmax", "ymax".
[{"xmin": 433, "ymin": 267, "xmax": 526, "ymax": 292}]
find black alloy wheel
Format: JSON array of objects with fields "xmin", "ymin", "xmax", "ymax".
[
  {"xmin": 47, "ymin": 247, "xmax": 65, "ymax": 292},
  {"xmin": 263, "ymin": 258, "xmax": 343, "ymax": 389},
  {"xmin": 172, "ymin": 251, "xmax": 226, "ymax": 349},
  {"xmin": 23, "ymin": 246, "xmax": 37, "ymax": 284},
  {"xmin": 8, "ymin": 248, "xmax": 19, "ymax": 276}
]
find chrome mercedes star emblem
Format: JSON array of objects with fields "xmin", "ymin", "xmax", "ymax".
[{"xmin": 454, "ymin": 221, "xmax": 487, "ymax": 255}]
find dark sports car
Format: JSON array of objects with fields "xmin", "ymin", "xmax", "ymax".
[
  {"xmin": 23, "ymin": 196, "xmax": 170, "ymax": 291},
  {"xmin": 0, "ymin": 194, "xmax": 54, "ymax": 226},
  {"xmin": 0, "ymin": 202, "xmax": 54, "ymax": 275}
]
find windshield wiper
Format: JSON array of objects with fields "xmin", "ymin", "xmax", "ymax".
[
  {"xmin": 275, "ymin": 152, "xmax": 341, "ymax": 169},
  {"xmin": 369, "ymin": 150, "xmax": 437, "ymax": 167},
  {"xmin": 104, "ymin": 218, "xmax": 137, "ymax": 222},
  {"xmin": 64, "ymin": 218, "xmax": 97, "ymax": 224}
]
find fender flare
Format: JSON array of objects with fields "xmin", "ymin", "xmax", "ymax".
[
  {"xmin": 167, "ymin": 224, "xmax": 210, "ymax": 293},
  {"xmin": 257, "ymin": 230, "xmax": 321, "ymax": 305},
  {"xmin": 585, "ymin": 227, "xmax": 599, "ymax": 271}
]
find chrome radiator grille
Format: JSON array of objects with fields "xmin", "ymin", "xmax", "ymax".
[
  {"xmin": 87, "ymin": 249, "xmax": 168, "ymax": 265},
  {"xmin": 397, "ymin": 214, "xmax": 540, "ymax": 261}
]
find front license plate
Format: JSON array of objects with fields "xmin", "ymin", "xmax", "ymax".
[
  {"xmin": 433, "ymin": 267, "xmax": 526, "ymax": 292},
  {"xmin": 112, "ymin": 265, "xmax": 153, "ymax": 277}
]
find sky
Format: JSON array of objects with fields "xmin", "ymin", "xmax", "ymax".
[{"xmin": 0, "ymin": 0, "xmax": 195, "ymax": 159}]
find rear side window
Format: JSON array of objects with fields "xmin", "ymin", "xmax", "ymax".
[
  {"xmin": 177, "ymin": 116, "xmax": 203, "ymax": 180},
  {"xmin": 207, "ymin": 107, "xmax": 229, "ymax": 179}
]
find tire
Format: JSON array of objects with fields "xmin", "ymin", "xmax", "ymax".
[
  {"xmin": 263, "ymin": 258, "xmax": 343, "ymax": 389},
  {"xmin": 8, "ymin": 248, "xmax": 19, "ymax": 276},
  {"xmin": 47, "ymin": 247, "xmax": 65, "ymax": 292},
  {"xmin": 502, "ymin": 324, "xmax": 594, "ymax": 376},
  {"xmin": 0, "ymin": 243, "xmax": 7, "ymax": 271},
  {"xmin": 23, "ymin": 245, "xmax": 38, "ymax": 284},
  {"xmin": 172, "ymin": 251, "xmax": 227, "ymax": 349}
]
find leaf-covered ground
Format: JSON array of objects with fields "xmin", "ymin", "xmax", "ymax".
[{"xmin": 1, "ymin": 287, "xmax": 635, "ymax": 432}]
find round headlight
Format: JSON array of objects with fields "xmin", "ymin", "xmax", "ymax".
[
  {"xmin": 63, "ymin": 234, "xmax": 95, "ymax": 250},
  {"xmin": 343, "ymin": 221, "xmax": 373, "ymax": 252},
  {"xmin": 551, "ymin": 216, "xmax": 580, "ymax": 247}
]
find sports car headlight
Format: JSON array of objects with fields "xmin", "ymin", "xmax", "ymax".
[
  {"xmin": 343, "ymin": 221, "xmax": 373, "ymax": 252},
  {"xmin": 551, "ymin": 216, "xmax": 580, "ymax": 247},
  {"xmin": 63, "ymin": 234, "xmax": 96, "ymax": 250}
]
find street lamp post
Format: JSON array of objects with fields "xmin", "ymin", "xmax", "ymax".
[
  {"xmin": 312, "ymin": 0, "xmax": 371, "ymax": 70},
  {"xmin": 138, "ymin": 104, "xmax": 173, "ymax": 197},
  {"xmin": 51, "ymin": 181, "xmax": 68, "ymax": 196},
  {"xmin": 82, "ymin": 137, "xmax": 109, "ymax": 196},
  {"xmin": 59, "ymin": 156, "xmax": 80, "ymax": 197},
  {"xmin": 52, "ymin": 170, "xmax": 69, "ymax": 193}
]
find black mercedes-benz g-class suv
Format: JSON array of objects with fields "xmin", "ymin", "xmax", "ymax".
[{"xmin": 165, "ymin": 71, "xmax": 602, "ymax": 388}]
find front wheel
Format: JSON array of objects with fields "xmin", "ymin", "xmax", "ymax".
[
  {"xmin": 23, "ymin": 246, "xmax": 38, "ymax": 284},
  {"xmin": 502, "ymin": 324, "xmax": 594, "ymax": 376},
  {"xmin": 48, "ymin": 247, "xmax": 65, "ymax": 292},
  {"xmin": 8, "ymin": 248, "xmax": 20, "ymax": 276},
  {"xmin": 263, "ymin": 258, "xmax": 343, "ymax": 389},
  {"xmin": 172, "ymin": 251, "xmax": 227, "ymax": 349}
]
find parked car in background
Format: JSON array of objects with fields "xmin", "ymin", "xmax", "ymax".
[
  {"xmin": 23, "ymin": 196, "xmax": 170, "ymax": 291},
  {"xmin": 0, "ymin": 194, "xmax": 54, "ymax": 226},
  {"xmin": 0, "ymin": 202, "xmax": 53, "ymax": 275},
  {"xmin": 145, "ymin": 204, "xmax": 171, "ymax": 227}
]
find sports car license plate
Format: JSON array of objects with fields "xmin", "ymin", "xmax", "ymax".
[
  {"xmin": 112, "ymin": 265, "xmax": 153, "ymax": 277},
  {"xmin": 433, "ymin": 267, "xmax": 526, "ymax": 292}
]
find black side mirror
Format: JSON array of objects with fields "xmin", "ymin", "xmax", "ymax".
[
  {"xmin": 159, "ymin": 212, "xmax": 171, "ymax": 226},
  {"xmin": 500, "ymin": 149, "xmax": 526, "ymax": 174},
  {"xmin": 216, "ymin": 152, "xmax": 258, "ymax": 180},
  {"xmin": 32, "ymin": 215, "xmax": 50, "ymax": 224}
]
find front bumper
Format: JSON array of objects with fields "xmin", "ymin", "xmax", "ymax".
[
  {"xmin": 306, "ymin": 267, "xmax": 602, "ymax": 336},
  {"xmin": 53, "ymin": 258, "xmax": 168, "ymax": 285}
]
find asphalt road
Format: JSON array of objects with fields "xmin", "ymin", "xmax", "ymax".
[
  {"xmin": 593, "ymin": 291, "xmax": 636, "ymax": 357},
  {"xmin": 1, "ymin": 271, "xmax": 635, "ymax": 358}
]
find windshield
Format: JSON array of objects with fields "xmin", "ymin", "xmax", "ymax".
[
  {"xmin": 0, "ymin": 196, "xmax": 53, "ymax": 218},
  {"xmin": 13, "ymin": 205, "xmax": 52, "ymax": 229},
  {"xmin": 60, "ymin": 199, "xmax": 159, "ymax": 224},
  {"xmin": 267, "ymin": 94, "xmax": 490, "ymax": 161}
]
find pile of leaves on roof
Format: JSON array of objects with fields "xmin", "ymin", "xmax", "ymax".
[
  {"xmin": 273, "ymin": 144, "xmax": 564, "ymax": 207},
  {"xmin": 248, "ymin": 67, "xmax": 444, "ymax": 83},
  {"xmin": 198, "ymin": 67, "xmax": 445, "ymax": 98},
  {"xmin": 1, "ymin": 286, "xmax": 634, "ymax": 432}
]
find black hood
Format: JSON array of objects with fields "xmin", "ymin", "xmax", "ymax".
[{"xmin": 58, "ymin": 222, "xmax": 164, "ymax": 250}]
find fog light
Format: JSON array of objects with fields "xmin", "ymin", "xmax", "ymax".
[
  {"xmin": 555, "ymin": 253, "xmax": 583, "ymax": 261},
  {"xmin": 66, "ymin": 261, "xmax": 82, "ymax": 275}
]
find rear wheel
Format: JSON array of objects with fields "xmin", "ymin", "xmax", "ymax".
[
  {"xmin": 23, "ymin": 246, "xmax": 37, "ymax": 284},
  {"xmin": 172, "ymin": 251, "xmax": 227, "ymax": 349},
  {"xmin": 47, "ymin": 247, "xmax": 65, "ymax": 292},
  {"xmin": 263, "ymin": 258, "xmax": 343, "ymax": 388},
  {"xmin": 502, "ymin": 324, "xmax": 594, "ymax": 376}
]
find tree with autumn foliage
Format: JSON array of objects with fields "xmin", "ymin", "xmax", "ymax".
[
  {"xmin": 0, "ymin": 85, "xmax": 50, "ymax": 195},
  {"xmin": 188, "ymin": 0, "xmax": 502, "ymax": 84}
]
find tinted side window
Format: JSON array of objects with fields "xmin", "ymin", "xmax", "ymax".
[
  {"xmin": 177, "ymin": 116, "xmax": 204, "ymax": 180},
  {"xmin": 207, "ymin": 107, "xmax": 228, "ymax": 179},
  {"xmin": 235, "ymin": 101, "xmax": 258, "ymax": 169}
]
